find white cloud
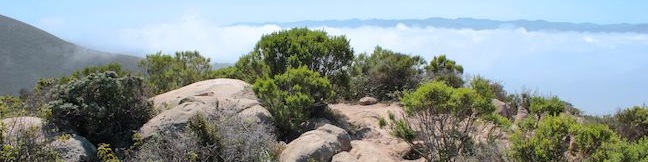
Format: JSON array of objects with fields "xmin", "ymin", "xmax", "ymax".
[{"xmin": 110, "ymin": 14, "xmax": 648, "ymax": 115}]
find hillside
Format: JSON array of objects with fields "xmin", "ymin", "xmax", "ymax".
[{"xmin": 0, "ymin": 15, "xmax": 141, "ymax": 95}]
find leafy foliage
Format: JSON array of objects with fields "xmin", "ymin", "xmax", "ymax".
[
  {"xmin": 98, "ymin": 143, "xmax": 120, "ymax": 162},
  {"xmin": 510, "ymin": 114, "xmax": 575, "ymax": 161},
  {"xmin": 570, "ymin": 124, "xmax": 624, "ymax": 161},
  {"xmin": 46, "ymin": 72, "xmax": 154, "ymax": 148},
  {"xmin": 253, "ymin": 66, "xmax": 334, "ymax": 141},
  {"xmin": 60, "ymin": 63, "xmax": 131, "ymax": 84},
  {"xmin": 347, "ymin": 46, "xmax": 426, "ymax": 101},
  {"xmin": 139, "ymin": 51, "xmax": 212, "ymax": 94},
  {"xmin": 237, "ymin": 28, "xmax": 354, "ymax": 97},
  {"xmin": 397, "ymin": 81, "xmax": 496, "ymax": 161},
  {"xmin": 611, "ymin": 106, "xmax": 648, "ymax": 141},
  {"xmin": 0, "ymin": 120, "xmax": 60, "ymax": 161},
  {"xmin": 426, "ymin": 55, "xmax": 464, "ymax": 88},
  {"xmin": 529, "ymin": 95, "xmax": 566, "ymax": 119}
]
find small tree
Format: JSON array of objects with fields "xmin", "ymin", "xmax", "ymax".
[
  {"xmin": 237, "ymin": 28, "xmax": 354, "ymax": 97},
  {"xmin": 253, "ymin": 66, "xmax": 334, "ymax": 141},
  {"xmin": 348, "ymin": 46, "xmax": 426, "ymax": 101},
  {"xmin": 510, "ymin": 114, "xmax": 575, "ymax": 161},
  {"xmin": 47, "ymin": 72, "xmax": 154, "ymax": 148},
  {"xmin": 426, "ymin": 55, "xmax": 464, "ymax": 88},
  {"xmin": 139, "ymin": 51, "xmax": 212, "ymax": 94},
  {"xmin": 529, "ymin": 96, "xmax": 566, "ymax": 120},
  {"xmin": 397, "ymin": 81, "xmax": 495, "ymax": 161}
]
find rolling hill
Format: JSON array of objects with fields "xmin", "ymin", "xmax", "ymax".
[{"xmin": 0, "ymin": 15, "xmax": 141, "ymax": 95}]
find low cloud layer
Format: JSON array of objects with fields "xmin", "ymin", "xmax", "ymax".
[{"xmin": 98, "ymin": 15, "xmax": 648, "ymax": 115}]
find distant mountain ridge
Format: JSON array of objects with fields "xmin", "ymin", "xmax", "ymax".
[
  {"xmin": 0, "ymin": 15, "xmax": 141, "ymax": 95},
  {"xmin": 238, "ymin": 17, "xmax": 648, "ymax": 33}
]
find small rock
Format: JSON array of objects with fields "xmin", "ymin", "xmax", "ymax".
[{"xmin": 359, "ymin": 97, "xmax": 378, "ymax": 105}]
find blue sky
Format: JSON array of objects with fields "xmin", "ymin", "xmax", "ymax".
[{"xmin": 1, "ymin": 1, "xmax": 648, "ymax": 115}]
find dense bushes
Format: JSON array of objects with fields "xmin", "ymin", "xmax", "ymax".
[
  {"xmin": 0, "ymin": 119, "xmax": 60, "ymax": 161},
  {"xmin": 395, "ymin": 80, "xmax": 497, "ymax": 161},
  {"xmin": 610, "ymin": 106, "xmax": 648, "ymax": 141},
  {"xmin": 129, "ymin": 113, "xmax": 277, "ymax": 162},
  {"xmin": 510, "ymin": 114, "xmax": 575, "ymax": 161},
  {"xmin": 347, "ymin": 46, "xmax": 426, "ymax": 101},
  {"xmin": 426, "ymin": 55, "xmax": 465, "ymax": 88},
  {"xmin": 46, "ymin": 72, "xmax": 154, "ymax": 148},
  {"xmin": 253, "ymin": 66, "xmax": 334, "ymax": 141},
  {"xmin": 235, "ymin": 28, "xmax": 354, "ymax": 95},
  {"xmin": 139, "ymin": 51, "xmax": 212, "ymax": 94},
  {"xmin": 509, "ymin": 112, "xmax": 648, "ymax": 161}
]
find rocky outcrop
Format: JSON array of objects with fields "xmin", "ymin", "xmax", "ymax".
[
  {"xmin": 514, "ymin": 105, "xmax": 529, "ymax": 123},
  {"xmin": 329, "ymin": 103, "xmax": 413, "ymax": 161},
  {"xmin": 359, "ymin": 97, "xmax": 378, "ymax": 105},
  {"xmin": 348, "ymin": 140, "xmax": 398, "ymax": 162},
  {"xmin": 280, "ymin": 124, "xmax": 352, "ymax": 162},
  {"xmin": 1, "ymin": 117, "xmax": 97, "ymax": 161},
  {"xmin": 331, "ymin": 152, "xmax": 358, "ymax": 162},
  {"xmin": 139, "ymin": 79, "xmax": 272, "ymax": 139},
  {"xmin": 51, "ymin": 134, "xmax": 97, "ymax": 162},
  {"xmin": 492, "ymin": 99, "xmax": 514, "ymax": 119}
]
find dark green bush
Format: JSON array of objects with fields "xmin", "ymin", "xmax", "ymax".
[
  {"xmin": 347, "ymin": 46, "xmax": 426, "ymax": 101},
  {"xmin": 0, "ymin": 120, "xmax": 60, "ymax": 161},
  {"xmin": 236, "ymin": 28, "xmax": 354, "ymax": 97},
  {"xmin": 253, "ymin": 66, "xmax": 334, "ymax": 141},
  {"xmin": 510, "ymin": 114, "xmax": 575, "ymax": 161},
  {"xmin": 397, "ymin": 81, "xmax": 496, "ymax": 161},
  {"xmin": 529, "ymin": 95, "xmax": 566, "ymax": 119},
  {"xmin": 426, "ymin": 55, "xmax": 464, "ymax": 88},
  {"xmin": 139, "ymin": 51, "xmax": 212, "ymax": 94},
  {"xmin": 611, "ymin": 106, "xmax": 648, "ymax": 141},
  {"xmin": 46, "ymin": 72, "xmax": 154, "ymax": 148}
]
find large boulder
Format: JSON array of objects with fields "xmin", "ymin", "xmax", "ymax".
[
  {"xmin": 139, "ymin": 79, "xmax": 272, "ymax": 139},
  {"xmin": 1, "ymin": 117, "xmax": 97, "ymax": 161},
  {"xmin": 359, "ymin": 97, "xmax": 378, "ymax": 105},
  {"xmin": 492, "ymin": 99, "xmax": 514, "ymax": 119},
  {"xmin": 329, "ymin": 103, "xmax": 412, "ymax": 158},
  {"xmin": 280, "ymin": 124, "xmax": 352, "ymax": 162},
  {"xmin": 331, "ymin": 151, "xmax": 358, "ymax": 162}
]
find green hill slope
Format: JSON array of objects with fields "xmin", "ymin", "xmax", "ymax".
[{"xmin": 0, "ymin": 15, "xmax": 141, "ymax": 95}]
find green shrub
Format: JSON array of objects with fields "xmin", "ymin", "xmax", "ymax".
[
  {"xmin": 426, "ymin": 55, "xmax": 464, "ymax": 88},
  {"xmin": 253, "ymin": 66, "xmax": 334, "ymax": 141},
  {"xmin": 47, "ymin": 72, "xmax": 154, "ymax": 148},
  {"xmin": 347, "ymin": 46, "xmax": 426, "ymax": 101},
  {"xmin": 510, "ymin": 114, "xmax": 575, "ymax": 161},
  {"xmin": 571, "ymin": 124, "xmax": 624, "ymax": 161},
  {"xmin": 378, "ymin": 117, "xmax": 386, "ymax": 128},
  {"xmin": 139, "ymin": 51, "xmax": 212, "ymax": 94},
  {"xmin": 398, "ymin": 81, "xmax": 495, "ymax": 161},
  {"xmin": 237, "ymin": 28, "xmax": 354, "ymax": 97},
  {"xmin": 0, "ymin": 96, "xmax": 25, "ymax": 118},
  {"xmin": 611, "ymin": 106, "xmax": 648, "ymax": 141},
  {"xmin": 97, "ymin": 143, "xmax": 120, "ymax": 162},
  {"xmin": 0, "ymin": 121, "xmax": 60, "ymax": 161},
  {"xmin": 622, "ymin": 137, "xmax": 648, "ymax": 161},
  {"xmin": 129, "ymin": 112, "xmax": 278, "ymax": 162},
  {"xmin": 60, "ymin": 63, "xmax": 131, "ymax": 84},
  {"xmin": 529, "ymin": 95, "xmax": 566, "ymax": 119}
]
